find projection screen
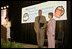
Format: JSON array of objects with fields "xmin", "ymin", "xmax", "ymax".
[{"xmin": 21, "ymin": 1, "xmax": 67, "ymax": 23}]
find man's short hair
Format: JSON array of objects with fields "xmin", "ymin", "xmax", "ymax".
[{"xmin": 39, "ymin": 9, "xmax": 42, "ymax": 12}]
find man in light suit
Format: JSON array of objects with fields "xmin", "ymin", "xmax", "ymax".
[{"xmin": 34, "ymin": 10, "xmax": 46, "ymax": 48}]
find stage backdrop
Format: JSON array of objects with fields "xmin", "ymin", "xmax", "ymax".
[
  {"xmin": 1, "ymin": 9, "xmax": 7, "ymax": 25},
  {"xmin": 21, "ymin": 1, "xmax": 67, "ymax": 23}
]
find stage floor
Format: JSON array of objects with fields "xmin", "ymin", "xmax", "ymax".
[{"xmin": 22, "ymin": 43, "xmax": 47, "ymax": 48}]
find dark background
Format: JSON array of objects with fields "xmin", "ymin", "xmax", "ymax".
[{"xmin": 1, "ymin": 1, "xmax": 71, "ymax": 48}]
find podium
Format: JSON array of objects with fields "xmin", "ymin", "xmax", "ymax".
[{"xmin": 1, "ymin": 25, "xmax": 7, "ymax": 41}]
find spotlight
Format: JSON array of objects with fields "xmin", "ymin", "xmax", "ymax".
[
  {"xmin": 7, "ymin": 5, "xmax": 9, "ymax": 8},
  {"xmin": 4, "ymin": 6, "xmax": 6, "ymax": 9},
  {"xmin": 1, "ymin": 7, "xmax": 3, "ymax": 9}
]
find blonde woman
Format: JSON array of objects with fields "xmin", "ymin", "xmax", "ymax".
[{"xmin": 47, "ymin": 12, "xmax": 56, "ymax": 48}]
